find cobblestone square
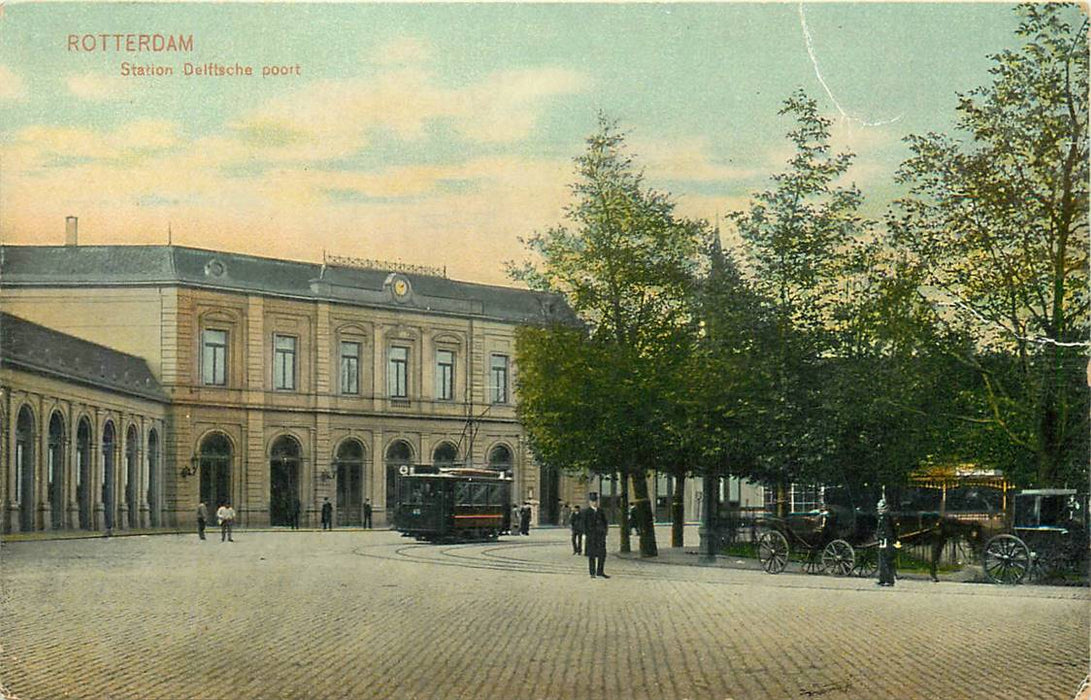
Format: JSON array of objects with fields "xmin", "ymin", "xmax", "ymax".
[{"xmin": 1, "ymin": 526, "xmax": 1087, "ymax": 700}]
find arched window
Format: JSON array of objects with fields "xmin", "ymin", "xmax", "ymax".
[
  {"xmin": 432, "ymin": 442, "xmax": 458, "ymax": 468},
  {"xmin": 269, "ymin": 435, "xmax": 301, "ymax": 526},
  {"xmin": 48, "ymin": 412, "xmax": 65, "ymax": 530},
  {"xmin": 488, "ymin": 444, "xmax": 513, "ymax": 476},
  {"xmin": 125, "ymin": 425, "xmax": 139, "ymax": 528},
  {"xmin": 76, "ymin": 418, "xmax": 92, "ymax": 530},
  {"xmin": 147, "ymin": 429, "xmax": 160, "ymax": 527},
  {"xmin": 16, "ymin": 406, "xmax": 35, "ymax": 531},
  {"xmin": 385, "ymin": 440, "xmax": 413, "ymax": 509},
  {"xmin": 199, "ymin": 433, "xmax": 232, "ymax": 515},
  {"xmin": 102, "ymin": 421, "xmax": 116, "ymax": 530}
]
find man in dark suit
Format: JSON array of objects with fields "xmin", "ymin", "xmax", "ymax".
[
  {"xmin": 876, "ymin": 497, "xmax": 899, "ymax": 586},
  {"xmin": 570, "ymin": 505, "xmax": 583, "ymax": 554},
  {"xmin": 363, "ymin": 499, "xmax": 373, "ymax": 529},
  {"xmin": 321, "ymin": 497, "xmax": 333, "ymax": 530},
  {"xmin": 584, "ymin": 494, "xmax": 609, "ymax": 579},
  {"xmin": 290, "ymin": 498, "xmax": 301, "ymax": 530}
]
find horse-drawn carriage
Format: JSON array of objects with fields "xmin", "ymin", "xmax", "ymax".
[
  {"xmin": 756, "ymin": 469, "xmax": 1088, "ymax": 585},
  {"xmin": 981, "ymin": 489, "xmax": 1088, "ymax": 584},
  {"xmin": 756, "ymin": 485, "xmax": 880, "ymax": 577}
]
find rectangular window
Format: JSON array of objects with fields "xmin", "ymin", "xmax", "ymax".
[
  {"xmin": 490, "ymin": 354, "xmax": 509, "ymax": 404},
  {"xmin": 388, "ymin": 346, "xmax": 408, "ymax": 398},
  {"xmin": 435, "ymin": 349, "xmax": 454, "ymax": 401},
  {"xmin": 340, "ymin": 341, "xmax": 361, "ymax": 395},
  {"xmin": 274, "ymin": 335, "xmax": 297, "ymax": 390},
  {"xmin": 202, "ymin": 329, "xmax": 227, "ymax": 386}
]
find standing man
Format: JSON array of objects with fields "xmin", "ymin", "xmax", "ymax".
[
  {"xmin": 511, "ymin": 504, "xmax": 521, "ymax": 535},
  {"xmin": 519, "ymin": 501, "xmax": 532, "ymax": 536},
  {"xmin": 321, "ymin": 497, "xmax": 333, "ymax": 531},
  {"xmin": 560, "ymin": 502, "xmax": 571, "ymax": 530},
  {"xmin": 363, "ymin": 499, "xmax": 373, "ymax": 529},
  {"xmin": 876, "ymin": 497, "xmax": 899, "ymax": 586},
  {"xmin": 217, "ymin": 502, "xmax": 235, "ymax": 542},
  {"xmin": 570, "ymin": 505, "xmax": 583, "ymax": 555},
  {"xmin": 196, "ymin": 502, "xmax": 208, "ymax": 540},
  {"xmin": 584, "ymin": 494, "xmax": 609, "ymax": 579}
]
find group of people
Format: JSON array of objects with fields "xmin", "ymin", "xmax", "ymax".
[
  {"xmin": 196, "ymin": 501, "xmax": 235, "ymax": 542},
  {"xmin": 509, "ymin": 502, "xmax": 533, "ymax": 535},
  {"xmin": 568, "ymin": 496, "xmax": 609, "ymax": 578},
  {"xmin": 197, "ymin": 497, "xmax": 375, "ymax": 537}
]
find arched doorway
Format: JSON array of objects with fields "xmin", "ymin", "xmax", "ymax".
[
  {"xmin": 125, "ymin": 425, "xmax": 139, "ymax": 528},
  {"xmin": 335, "ymin": 439, "xmax": 365, "ymax": 526},
  {"xmin": 147, "ymin": 430, "xmax": 160, "ymax": 527},
  {"xmin": 385, "ymin": 440, "xmax": 413, "ymax": 514},
  {"xmin": 432, "ymin": 442, "xmax": 458, "ymax": 468},
  {"xmin": 269, "ymin": 436, "xmax": 301, "ymax": 526},
  {"xmin": 76, "ymin": 418, "xmax": 92, "ymax": 530},
  {"xmin": 16, "ymin": 406, "xmax": 36, "ymax": 531},
  {"xmin": 48, "ymin": 412, "xmax": 66, "ymax": 530},
  {"xmin": 199, "ymin": 433, "xmax": 232, "ymax": 514},
  {"xmin": 488, "ymin": 444, "xmax": 512, "ymax": 478},
  {"xmin": 102, "ymin": 421, "xmax": 116, "ymax": 530}
]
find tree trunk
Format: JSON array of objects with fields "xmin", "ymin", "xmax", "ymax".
[
  {"xmin": 671, "ymin": 473, "xmax": 686, "ymax": 548},
  {"xmin": 619, "ymin": 471, "xmax": 631, "ymax": 554},
  {"xmin": 776, "ymin": 480, "xmax": 787, "ymax": 518},
  {"xmin": 632, "ymin": 472, "xmax": 658, "ymax": 557}
]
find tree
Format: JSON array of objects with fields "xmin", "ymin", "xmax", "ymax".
[
  {"xmin": 728, "ymin": 89, "xmax": 867, "ymax": 509},
  {"xmin": 510, "ymin": 116, "xmax": 703, "ymax": 556},
  {"xmin": 888, "ymin": 3, "xmax": 1089, "ymax": 487}
]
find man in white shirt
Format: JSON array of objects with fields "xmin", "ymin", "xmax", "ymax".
[{"xmin": 216, "ymin": 503, "xmax": 236, "ymax": 542}]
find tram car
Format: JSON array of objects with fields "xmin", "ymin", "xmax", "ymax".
[{"xmin": 393, "ymin": 467, "xmax": 512, "ymax": 542}]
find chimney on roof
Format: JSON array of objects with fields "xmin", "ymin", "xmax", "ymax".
[{"xmin": 65, "ymin": 216, "xmax": 78, "ymax": 246}]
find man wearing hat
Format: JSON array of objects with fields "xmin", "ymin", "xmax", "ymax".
[
  {"xmin": 876, "ymin": 496, "xmax": 899, "ymax": 586},
  {"xmin": 584, "ymin": 493, "xmax": 610, "ymax": 579}
]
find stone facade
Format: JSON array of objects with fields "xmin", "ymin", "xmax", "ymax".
[{"xmin": 1, "ymin": 244, "xmax": 580, "ymax": 530}]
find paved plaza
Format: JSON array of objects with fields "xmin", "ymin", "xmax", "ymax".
[{"xmin": 0, "ymin": 525, "xmax": 1087, "ymax": 700}]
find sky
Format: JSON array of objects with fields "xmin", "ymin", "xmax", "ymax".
[{"xmin": 0, "ymin": 2, "xmax": 1049, "ymax": 285}]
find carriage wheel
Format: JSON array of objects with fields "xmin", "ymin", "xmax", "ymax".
[
  {"xmin": 758, "ymin": 531, "xmax": 789, "ymax": 574},
  {"xmin": 983, "ymin": 534, "xmax": 1031, "ymax": 584},
  {"xmin": 852, "ymin": 546, "xmax": 878, "ymax": 578},
  {"xmin": 822, "ymin": 539, "xmax": 855, "ymax": 576}
]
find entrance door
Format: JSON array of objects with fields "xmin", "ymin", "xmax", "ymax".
[
  {"xmin": 335, "ymin": 440, "xmax": 364, "ymax": 526},
  {"xmin": 199, "ymin": 433, "xmax": 232, "ymax": 513},
  {"xmin": 270, "ymin": 436, "xmax": 301, "ymax": 526}
]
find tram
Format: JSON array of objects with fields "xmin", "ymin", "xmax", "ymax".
[{"xmin": 393, "ymin": 466, "xmax": 512, "ymax": 542}]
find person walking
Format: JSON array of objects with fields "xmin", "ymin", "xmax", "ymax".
[
  {"xmin": 321, "ymin": 497, "xmax": 333, "ymax": 531},
  {"xmin": 363, "ymin": 499, "xmax": 373, "ymax": 529},
  {"xmin": 511, "ymin": 504, "xmax": 521, "ymax": 535},
  {"xmin": 570, "ymin": 505, "xmax": 583, "ymax": 555},
  {"xmin": 876, "ymin": 497, "xmax": 899, "ymax": 586},
  {"xmin": 560, "ymin": 502, "xmax": 571, "ymax": 530},
  {"xmin": 584, "ymin": 495, "xmax": 609, "ymax": 578},
  {"xmin": 196, "ymin": 502, "xmax": 208, "ymax": 540},
  {"xmin": 217, "ymin": 502, "xmax": 235, "ymax": 542},
  {"xmin": 290, "ymin": 498, "xmax": 301, "ymax": 530}
]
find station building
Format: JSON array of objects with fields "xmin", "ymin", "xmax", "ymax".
[{"xmin": 0, "ymin": 230, "xmax": 584, "ymax": 532}]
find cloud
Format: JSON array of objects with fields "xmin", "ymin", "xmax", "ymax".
[
  {"xmin": 224, "ymin": 63, "xmax": 589, "ymax": 164},
  {"xmin": 0, "ymin": 65, "xmax": 27, "ymax": 101},
  {"xmin": 65, "ymin": 72, "xmax": 131, "ymax": 101},
  {"xmin": 634, "ymin": 136, "xmax": 763, "ymax": 185},
  {"xmin": 9, "ymin": 120, "xmax": 182, "ymax": 166}
]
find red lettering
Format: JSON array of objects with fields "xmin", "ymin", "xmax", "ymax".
[{"xmin": 67, "ymin": 34, "xmax": 78, "ymax": 51}]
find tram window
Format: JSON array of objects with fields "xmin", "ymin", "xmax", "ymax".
[
  {"xmin": 455, "ymin": 482, "xmax": 470, "ymax": 505},
  {"xmin": 471, "ymin": 483, "xmax": 487, "ymax": 505},
  {"xmin": 486, "ymin": 484, "xmax": 499, "ymax": 505}
]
